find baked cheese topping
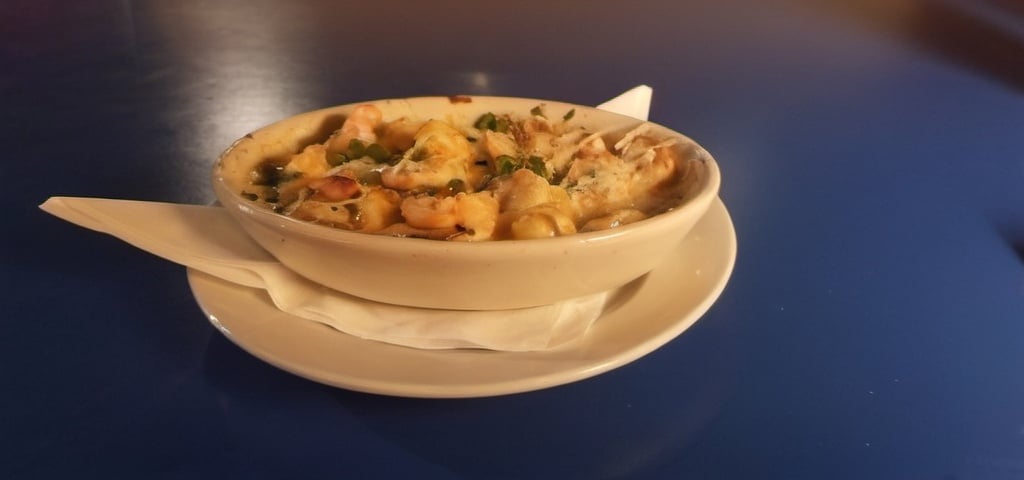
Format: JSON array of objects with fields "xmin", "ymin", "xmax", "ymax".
[{"xmin": 243, "ymin": 104, "xmax": 688, "ymax": 241}]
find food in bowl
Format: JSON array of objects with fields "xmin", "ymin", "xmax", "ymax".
[
  {"xmin": 239, "ymin": 103, "xmax": 692, "ymax": 241},
  {"xmin": 213, "ymin": 96, "xmax": 720, "ymax": 309}
]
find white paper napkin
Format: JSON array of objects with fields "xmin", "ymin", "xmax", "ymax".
[{"xmin": 39, "ymin": 85, "xmax": 653, "ymax": 351}]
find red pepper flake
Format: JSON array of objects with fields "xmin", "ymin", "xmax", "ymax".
[{"xmin": 448, "ymin": 95, "xmax": 473, "ymax": 104}]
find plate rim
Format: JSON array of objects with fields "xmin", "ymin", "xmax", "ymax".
[{"xmin": 188, "ymin": 197, "xmax": 736, "ymax": 398}]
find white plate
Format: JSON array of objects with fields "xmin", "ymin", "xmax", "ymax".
[{"xmin": 187, "ymin": 197, "xmax": 736, "ymax": 398}]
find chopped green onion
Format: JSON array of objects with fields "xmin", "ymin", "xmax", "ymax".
[
  {"xmin": 241, "ymin": 191, "xmax": 259, "ymax": 201},
  {"xmin": 474, "ymin": 112, "xmax": 512, "ymax": 132},
  {"xmin": 474, "ymin": 112, "xmax": 497, "ymax": 130},
  {"xmin": 347, "ymin": 139, "xmax": 366, "ymax": 158},
  {"xmin": 530, "ymin": 105, "xmax": 545, "ymax": 117},
  {"xmin": 495, "ymin": 117, "xmax": 509, "ymax": 133},
  {"xmin": 563, "ymin": 108, "xmax": 575, "ymax": 121},
  {"xmin": 365, "ymin": 143, "xmax": 390, "ymax": 162},
  {"xmin": 527, "ymin": 155, "xmax": 549, "ymax": 179},
  {"xmin": 329, "ymin": 153, "xmax": 349, "ymax": 166},
  {"xmin": 496, "ymin": 155, "xmax": 518, "ymax": 175}
]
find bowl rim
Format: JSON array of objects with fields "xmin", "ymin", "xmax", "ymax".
[{"xmin": 212, "ymin": 95, "xmax": 722, "ymax": 251}]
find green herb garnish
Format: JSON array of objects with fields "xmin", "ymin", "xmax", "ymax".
[
  {"xmin": 526, "ymin": 155, "xmax": 549, "ymax": 179},
  {"xmin": 365, "ymin": 143, "xmax": 390, "ymax": 163},
  {"xmin": 329, "ymin": 153, "xmax": 349, "ymax": 166},
  {"xmin": 493, "ymin": 154, "xmax": 551, "ymax": 179},
  {"xmin": 496, "ymin": 155, "xmax": 518, "ymax": 175},
  {"xmin": 474, "ymin": 112, "xmax": 510, "ymax": 133},
  {"xmin": 347, "ymin": 139, "xmax": 366, "ymax": 158},
  {"xmin": 474, "ymin": 112, "xmax": 497, "ymax": 130},
  {"xmin": 495, "ymin": 117, "xmax": 509, "ymax": 133}
]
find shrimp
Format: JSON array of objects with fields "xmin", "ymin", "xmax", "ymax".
[
  {"xmin": 308, "ymin": 175, "xmax": 361, "ymax": 202},
  {"xmin": 381, "ymin": 120, "xmax": 474, "ymax": 191},
  {"xmin": 325, "ymin": 104, "xmax": 383, "ymax": 155},
  {"xmin": 401, "ymin": 195, "xmax": 459, "ymax": 229},
  {"xmin": 399, "ymin": 191, "xmax": 498, "ymax": 241}
]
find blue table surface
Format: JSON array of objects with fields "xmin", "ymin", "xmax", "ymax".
[{"xmin": 3, "ymin": 0, "xmax": 1023, "ymax": 478}]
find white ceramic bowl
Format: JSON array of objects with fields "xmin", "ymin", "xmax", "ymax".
[{"xmin": 212, "ymin": 96, "xmax": 720, "ymax": 310}]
